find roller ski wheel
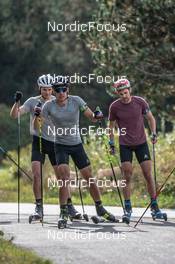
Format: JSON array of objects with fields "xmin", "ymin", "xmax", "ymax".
[
  {"xmin": 58, "ymin": 218, "xmax": 67, "ymax": 229},
  {"xmin": 151, "ymin": 211, "xmax": 167, "ymax": 221},
  {"xmin": 122, "ymin": 214, "xmax": 130, "ymax": 225},
  {"xmin": 83, "ymin": 214, "xmax": 89, "ymax": 222},
  {"xmin": 29, "ymin": 213, "xmax": 42, "ymax": 224}
]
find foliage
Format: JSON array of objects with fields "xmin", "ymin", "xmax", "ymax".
[
  {"xmin": 0, "ymin": 0, "xmax": 101, "ymax": 107},
  {"xmin": 0, "ymin": 104, "xmax": 30, "ymax": 152},
  {"xmin": 81, "ymin": 0, "xmax": 175, "ymax": 120}
]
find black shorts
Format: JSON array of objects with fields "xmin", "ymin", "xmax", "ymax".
[
  {"xmin": 31, "ymin": 136, "xmax": 56, "ymax": 166},
  {"xmin": 119, "ymin": 142, "xmax": 151, "ymax": 164},
  {"xmin": 55, "ymin": 143, "xmax": 90, "ymax": 170}
]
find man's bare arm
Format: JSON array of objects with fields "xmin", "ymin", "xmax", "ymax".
[
  {"xmin": 108, "ymin": 120, "xmax": 117, "ymax": 142},
  {"xmin": 83, "ymin": 107, "xmax": 98, "ymax": 122},
  {"xmin": 10, "ymin": 103, "xmax": 26, "ymax": 119},
  {"xmin": 145, "ymin": 111, "xmax": 156, "ymax": 134}
]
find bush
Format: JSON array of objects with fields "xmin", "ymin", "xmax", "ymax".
[{"xmin": 0, "ymin": 104, "xmax": 31, "ymax": 153}]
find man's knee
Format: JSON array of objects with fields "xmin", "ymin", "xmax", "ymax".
[
  {"xmin": 32, "ymin": 162, "xmax": 40, "ymax": 180},
  {"xmin": 80, "ymin": 166, "xmax": 92, "ymax": 180},
  {"xmin": 122, "ymin": 163, "xmax": 132, "ymax": 178},
  {"xmin": 57, "ymin": 165, "xmax": 70, "ymax": 182}
]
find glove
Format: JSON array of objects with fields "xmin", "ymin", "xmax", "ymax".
[
  {"xmin": 109, "ymin": 140, "xmax": 115, "ymax": 155},
  {"xmin": 93, "ymin": 106, "xmax": 104, "ymax": 120},
  {"xmin": 151, "ymin": 132, "xmax": 157, "ymax": 144},
  {"xmin": 14, "ymin": 91, "xmax": 23, "ymax": 103},
  {"xmin": 34, "ymin": 101, "xmax": 42, "ymax": 116}
]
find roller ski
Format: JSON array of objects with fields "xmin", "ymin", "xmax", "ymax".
[
  {"xmin": 58, "ymin": 206, "xmax": 69, "ymax": 229},
  {"xmin": 122, "ymin": 200, "xmax": 132, "ymax": 225},
  {"xmin": 29, "ymin": 202, "xmax": 43, "ymax": 224},
  {"xmin": 91, "ymin": 203, "xmax": 119, "ymax": 224},
  {"xmin": 151, "ymin": 200, "xmax": 167, "ymax": 221}
]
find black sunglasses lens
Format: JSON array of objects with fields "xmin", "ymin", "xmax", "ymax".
[{"xmin": 54, "ymin": 87, "xmax": 67, "ymax": 93}]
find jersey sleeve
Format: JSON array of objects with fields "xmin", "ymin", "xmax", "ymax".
[
  {"xmin": 76, "ymin": 96, "xmax": 88, "ymax": 112},
  {"xmin": 108, "ymin": 104, "xmax": 116, "ymax": 121},
  {"xmin": 141, "ymin": 99, "xmax": 150, "ymax": 115},
  {"xmin": 22, "ymin": 98, "xmax": 33, "ymax": 113}
]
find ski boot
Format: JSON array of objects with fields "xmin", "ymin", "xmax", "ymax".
[
  {"xmin": 151, "ymin": 200, "xmax": 167, "ymax": 221},
  {"xmin": 122, "ymin": 200, "xmax": 132, "ymax": 225},
  {"xmin": 29, "ymin": 202, "xmax": 43, "ymax": 224},
  {"xmin": 58, "ymin": 207, "xmax": 69, "ymax": 229},
  {"xmin": 67, "ymin": 203, "xmax": 82, "ymax": 221},
  {"xmin": 91, "ymin": 203, "xmax": 119, "ymax": 224}
]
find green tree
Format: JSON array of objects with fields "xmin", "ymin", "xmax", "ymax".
[
  {"xmin": 81, "ymin": 0, "xmax": 175, "ymax": 123},
  {"xmin": 0, "ymin": 104, "xmax": 30, "ymax": 152}
]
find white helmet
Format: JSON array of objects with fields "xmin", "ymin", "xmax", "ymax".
[
  {"xmin": 37, "ymin": 74, "xmax": 53, "ymax": 87},
  {"xmin": 112, "ymin": 78, "xmax": 131, "ymax": 93}
]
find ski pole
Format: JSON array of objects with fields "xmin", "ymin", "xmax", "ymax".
[
  {"xmin": 39, "ymin": 119, "xmax": 43, "ymax": 226},
  {"xmin": 0, "ymin": 147, "xmax": 32, "ymax": 182},
  {"xmin": 98, "ymin": 121, "xmax": 126, "ymax": 215},
  {"xmin": 37, "ymin": 103, "xmax": 44, "ymax": 226},
  {"xmin": 152, "ymin": 143, "xmax": 157, "ymax": 191},
  {"xmin": 134, "ymin": 166, "xmax": 175, "ymax": 228},
  {"xmin": 74, "ymin": 164, "xmax": 89, "ymax": 221},
  {"xmin": 17, "ymin": 101, "xmax": 21, "ymax": 223}
]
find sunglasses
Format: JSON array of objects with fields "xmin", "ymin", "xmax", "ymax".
[{"xmin": 54, "ymin": 87, "xmax": 67, "ymax": 93}]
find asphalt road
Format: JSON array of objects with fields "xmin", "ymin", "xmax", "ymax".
[{"xmin": 0, "ymin": 204, "xmax": 175, "ymax": 264}]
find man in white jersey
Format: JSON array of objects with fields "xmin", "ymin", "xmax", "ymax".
[
  {"xmin": 10, "ymin": 74, "xmax": 81, "ymax": 221},
  {"xmin": 38, "ymin": 76, "xmax": 117, "ymax": 225}
]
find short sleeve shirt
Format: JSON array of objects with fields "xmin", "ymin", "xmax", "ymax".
[
  {"xmin": 22, "ymin": 95, "xmax": 55, "ymax": 142},
  {"xmin": 108, "ymin": 96, "xmax": 150, "ymax": 146},
  {"xmin": 42, "ymin": 95, "xmax": 88, "ymax": 145}
]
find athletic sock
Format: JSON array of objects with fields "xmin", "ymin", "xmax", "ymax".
[
  {"xmin": 67, "ymin": 198, "xmax": 72, "ymax": 205},
  {"xmin": 151, "ymin": 198, "xmax": 157, "ymax": 203},
  {"xmin": 124, "ymin": 199, "xmax": 131, "ymax": 206},
  {"xmin": 150, "ymin": 198, "xmax": 160, "ymax": 212},
  {"xmin": 95, "ymin": 200, "xmax": 102, "ymax": 206},
  {"xmin": 125, "ymin": 199, "xmax": 131, "ymax": 203},
  {"xmin": 60, "ymin": 204, "xmax": 68, "ymax": 209},
  {"xmin": 36, "ymin": 199, "xmax": 42, "ymax": 204}
]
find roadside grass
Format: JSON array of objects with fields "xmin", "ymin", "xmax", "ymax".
[
  {"xmin": 1, "ymin": 164, "xmax": 174, "ymax": 209},
  {"xmin": 0, "ymin": 235, "xmax": 52, "ymax": 264},
  {"xmin": 0, "ymin": 131, "xmax": 175, "ymax": 208}
]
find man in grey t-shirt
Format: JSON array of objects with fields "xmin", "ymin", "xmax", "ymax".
[
  {"xmin": 10, "ymin": 74, "xmax": 81, "ymax": 221},
  {"xmin": 39, "ymin": 76, "xmax": 118, "ymax": 224}
]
